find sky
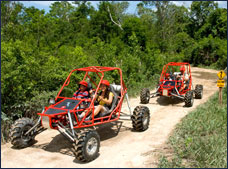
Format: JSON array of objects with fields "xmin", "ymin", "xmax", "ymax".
[{"xmin": 20, "ymin": 1, "xmax": 227, "ymax": 14}]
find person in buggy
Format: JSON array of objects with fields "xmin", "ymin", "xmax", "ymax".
[
  {"xmin": 78, "ymin": 80, "xmax": 114, "ymax": 120},
  {"xmin": 164, "ymin": 73, "xmax": 172, "ymax": 80},
  {"xmin": 177, "ymin": 65, "xmax": 189, "ymax": 92},
  {"xmin": 73, "ymin": 81, "xmax": 90, "ymax": 99}
]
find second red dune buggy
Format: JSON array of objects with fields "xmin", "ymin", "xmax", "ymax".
[
  {"xmin": 10, "ymin": 66, "xmax": 150, "ymax": 162},
  {"xmin": 140, "ymin": 62, "xmax": 203, "ymax": 107}
]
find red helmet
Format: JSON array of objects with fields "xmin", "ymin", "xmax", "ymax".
[
  {"xmin": 180, "ymin": 66, "xmax": 185, "ymax": 72},
  {"xmin": 79, "ymin": 81, "xmax": 88, "ymax": 88},
  {"xmin": 165, "ymin": 73, "xmax": 170, "ymax": 78},
  {"xmin": 101, "ymin": 80, "xmax": 110, "ymax": 87}
]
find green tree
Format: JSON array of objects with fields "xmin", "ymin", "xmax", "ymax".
[
  {"xmin": 189, "ymin": 1, "xmax": 218, "ymax": 38},
  {"xmin": 1, "ymin": 1, "xmax": 24, "ymax": 41}
]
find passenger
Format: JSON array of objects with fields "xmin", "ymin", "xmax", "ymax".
[
  {"xmin": 78, "ymin": 80, "xmax": 114, "ymax": 120},
  {"xmin": 73, "ymin": 81, "xmax": 89, "ymax": 99},
  {"xmin": 177, "ymin": 66, "xmax": 189, "ymax": 92}
]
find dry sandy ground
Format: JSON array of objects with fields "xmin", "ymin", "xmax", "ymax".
[{"xmin": 1, "ymin": 67, "xmax": 219, "ymax": 168}]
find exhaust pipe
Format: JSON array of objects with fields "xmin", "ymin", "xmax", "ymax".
[{"xmin": 119, "ymin": 115, "xmax": 131, "ymax": 120}]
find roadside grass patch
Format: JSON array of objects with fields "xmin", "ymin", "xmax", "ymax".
[{"xmin": 158, "ymin": 86, "xmax": 227, "ymax": 168}]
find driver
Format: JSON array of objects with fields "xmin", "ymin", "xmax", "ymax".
[
  {"xmin": 73, "ymin": 81, "xmax": 89, "ymax": 99},
  {"xmin": 78, "ymin": 80, "xmax": 114, "ymax": 120}
]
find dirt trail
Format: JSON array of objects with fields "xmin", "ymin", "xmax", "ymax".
[{"xmin": 1, "ymin": 67, "xmax": 218, "ymax": 168}]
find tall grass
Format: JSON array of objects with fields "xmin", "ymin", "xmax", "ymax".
[{"xmin": 158, "ymin": 86, "xmax": 227, "ymax": 168}]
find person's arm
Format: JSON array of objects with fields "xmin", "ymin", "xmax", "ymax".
[
  {"xmin": 94, "ymin": 93, "xmax": 99, "ymax": 100},
  {"xmin": 184, "ymin": 74, "xmax": 189, "ymax": 81},
  {"xmin": 99, "ymin": 93, "xmax": 114, "ymax": 105}
]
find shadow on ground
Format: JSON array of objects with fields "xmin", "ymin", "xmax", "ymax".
[
  {"xmin": 156, "ymin": 96, "xmax": 183, "ymax": 106},
  {"xmin": 31, "ymin": 134, "xmax": 74, "ymax": 157},
  {"xmin": 144, "ymin": 96, "xmax": 183, "ymax": 107},
  {"xmin": 31, "ymin": 120, "xmax": 131, "ymax": 163}
]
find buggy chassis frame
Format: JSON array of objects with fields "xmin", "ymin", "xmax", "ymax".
[{"xmin": 30, "ymin": 66, "xmax": 132, "ymax": 143}]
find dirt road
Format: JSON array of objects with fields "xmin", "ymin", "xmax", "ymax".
[{"xmin": 1, "ymin": 67, "xmax": 218, "ymax": 168}]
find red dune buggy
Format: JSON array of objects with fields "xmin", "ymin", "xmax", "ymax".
[
  {"xmin": 140, "ymin": 62, "xmax": 203, "ymax": 107},
  {"xmin": 10, "ymin": 66, "xmax": 150, "ymax": 162}
]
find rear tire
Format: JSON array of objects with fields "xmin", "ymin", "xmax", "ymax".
[
  {"xmin": 140, "ymin": 88, "xmax": 150, "ymax": 104},
  {"xmin": 74, "ymin": 129, "xmax": 100, "ymax": 162},
  {"xmin": 10, "ymin": 118, "xmax": 35, "ymax": 148},
  {"xmin": 131, "ymin": 106, "xmax": 150, "ymax": 131},
  {"xmin": 184, "ymin": 91, "xmax": 194, "ymax": 107},
  {"xmin": 195, "ymin": 84, "xmax": 203, "ymax": 99}
]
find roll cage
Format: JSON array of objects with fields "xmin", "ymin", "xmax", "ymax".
[
  {"xmin": 160, "ymin": 62, "xmax": 191, "ymax": 82},
  {"xmin": 38, "ymin": 66, "xmax": 128, "ymax": 130},
  {"xmin": 152, "ymin": 62, "xmax": 193, "ymax": 98}
]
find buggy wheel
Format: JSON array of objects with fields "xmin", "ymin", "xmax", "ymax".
[
  {"xmin": 131, "ymin": 106, "xmax": 150, "ymax": 131},
  {"xmin": 184, "ymin": 90, "xmax": 194, "ymax": 107},
  {"xmin": 10, "ymin": 118, "xmax": 35, "ymax": 148},
  {"xmin": 74, "ymin": 129, "xmax": 100, "ymax": 162},
  {"xmin": 140, "ymin": 88, "xmax": 150, "ymax": 104},
  {"xmin": 195, "ymin": 84, "xmax": 203, "ymax": 99}
]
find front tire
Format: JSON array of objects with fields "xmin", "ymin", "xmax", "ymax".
[
  {"xmin": 184, "ymin": 91, "xmax": 194, "ymax": 107},
  {"xmin": 131, "ymin": 106, "xmax": 150, "ymax": 131},
  {"xmin": 74, "ymin": 129, "xmax": 100, "ymax": 162},
  {"xmin": 10, "ymin": 118, "xmax": 35, "ymax": 148},
  {"xmin": 140, "ymin": 88, "xmax": 150, "ymax": 104},
  {"xmin": 195, "ymin": 84, "xmax": 203, "ymax": 99}
]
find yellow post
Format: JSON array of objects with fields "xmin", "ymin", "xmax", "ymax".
[
  {"xmin": 219, "ymin": 87, "xmax": 222, "ymax": 105},
  {"xmin": 217, "ymin": 70, "xmax": 226, "ymax": 105}
]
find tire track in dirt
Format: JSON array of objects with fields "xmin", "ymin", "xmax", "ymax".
[{"xmin": 1, "ymin": 67, "xmax": 218, "ymax": 168}]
